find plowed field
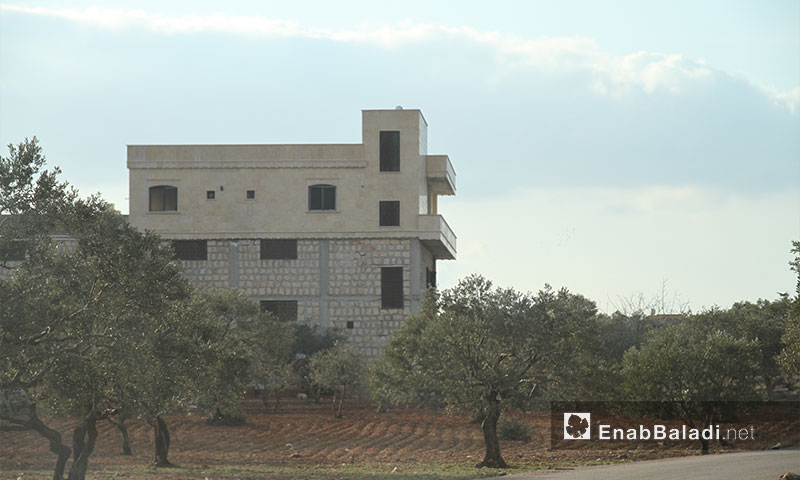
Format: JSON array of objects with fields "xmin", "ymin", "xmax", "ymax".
[{"xmin": 2, "ymin": 396, "xmax": 796, "ymax": 480}]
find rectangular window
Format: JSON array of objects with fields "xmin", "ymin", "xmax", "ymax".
[
  {"xmin": 206, "ymin": 190, "xmax": 215, "ymax": 199},
  {"xmin": 260, "ymin": 300, "xmax": 298, "ymax": 322},
  {"xmin": 172, "ymin": 240, "xmax": 207, "ymax": 260},
  {"xmin": 380, "ymin": 131, "xmax": 400, "ymax": 172},
  {"xmin": 426, "ymin": 267, "xmax": 437, "ymax": 288},
  {"xmin": 246, "ymin": 190, "xmax": 255, "ymax": 199},
  {"xmin": 346, "ymin": 320, "xmax": 354, "ymax": 329},
  {"xmin": 381, "ymin": 267, "xmax": 404, "ymax": 309},
  {"xmin": 149, "ymin": 186, "xmax": 178, "ymax": 212},
  {"xmin": 260, "ymin": 239, "xmax": 297, "ymax": 259},
  {"xmin": 379, "ymin": 201, "xmax": 400, "ymax": 226},
  {"xmin": 308, "ymin": 184, "xmax": 336, "ymax": 211}
]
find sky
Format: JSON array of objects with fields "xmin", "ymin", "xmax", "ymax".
[{"xmin": 1, "ymin": 1, "xmax": 798, "ymax": 313}]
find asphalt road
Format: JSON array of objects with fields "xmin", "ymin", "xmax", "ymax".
[{"xmin": 504, "ymin": 448, "xmax": 800, "ymax": 480}]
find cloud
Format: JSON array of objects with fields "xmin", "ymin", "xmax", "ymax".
[{"xmin": 2, "ymin": 4, "xmax": 796, "ymax": 109}]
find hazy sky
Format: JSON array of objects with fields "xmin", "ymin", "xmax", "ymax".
[{"xmin": 1, "ymin": 1, "xmax": 798, "ymax": 312}]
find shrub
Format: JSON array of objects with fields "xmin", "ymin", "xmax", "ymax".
[
  {"xmin": 205, "ymin": 410, "xmax": 247, "ymax": 426},
  {"xmin": 498, "ymin": 417, "xmax": 533, "ymax": 442}
]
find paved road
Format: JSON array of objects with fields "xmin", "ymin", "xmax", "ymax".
[{"xmin": 503, "ymin": 448, "xmax": 800, "ymax": 480}]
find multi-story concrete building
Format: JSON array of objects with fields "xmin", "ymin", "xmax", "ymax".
[{"xmin": 127, "ymin": 108, "xmax": 456, "ymax": 356}]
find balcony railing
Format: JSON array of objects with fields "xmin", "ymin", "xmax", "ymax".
[{"xmin": 426, "ymin": 155, "xmax": 456, "ymax": 195}]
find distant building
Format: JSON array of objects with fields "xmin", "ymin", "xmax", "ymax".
[{"xmin": 127, "ymin": 109, "xmax": 456, "ymax": 356}]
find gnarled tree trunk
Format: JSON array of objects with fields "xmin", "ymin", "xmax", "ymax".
[
  {"xmin": 67, "ymin": 412, "xmax": 98, "ymax": 480},
  {"xmin": 1, "ymin": 402, "xmax": 72, "ymax": 480},
  {"xmin": 476, "ymin": 395, "xmax": 508, "ymax": 468},
  {"xmin": 153, "ymin": 415, "xmax": 172, "ymax": 467},
  {"xmin": 29, "ymin": 409, "xmax": 72, "ymax": 480},
  {"xmin": 107, "ymin": 416, "xmax": 132, "ymax": 455}
]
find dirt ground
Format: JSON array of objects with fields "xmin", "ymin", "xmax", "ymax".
[{"xmin": 2, "ymin": 396, "xmax": 797, "ymax": 479}]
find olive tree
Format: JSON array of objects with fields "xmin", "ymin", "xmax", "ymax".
[
  {"xmin": 1, "ymin": 138, "xmax": 215, "ymax": 477},
  {"xmin": 309, "ymin": 342, "xmax": 366, "ymax": 418},
  {"xmin": 371, "ymin": 275, "xmax": 598, "ymax": 468},
  {"xmin": 1, "ymin": 200, "xmax": 193, "ymax": 478},
  {"xmin": 190, "ymin": 289, "xmax": 295, "ymax": 424},
  {"xmin": 622, "ymin": 317, "xmax": 762, "ymax": 454}
]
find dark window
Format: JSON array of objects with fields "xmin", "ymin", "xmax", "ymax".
[
  {"xmin": 380, "ymin": 131, "xmax": 400, "ymax": 172},
  {"xmin": 260, "ymin": 239, "xmax": 297, "ymax": 259},
  {"xmin": 379, "ymin": 201, "xmax": 400, "ymax": 226},
  {"xmin": 260, "ymin": 300, "xmax": 298, "ymax": 322},
  {"xmin": 149, "ymin": 186, "xmax": 178, "ymax": 212},
  {"xmin": 246, "ymin": 190, "xmax": 255, "ymax": 199},
  {"xmin": 206, "ymin": 190, "xmax": 215, "ymax": 199},
  {"xmin": 308, "ymin": 184, "xmax": 336, "ymax": 211},
  {"xmin": 381, "ymin": 267, "xmax": 404, "ymax": 309},
  {"xmin": 426, "ymin": 267, "xmax": 437, "ymax": 288},
  {"xmin": 0, "ymin": 242, "xmax": 26, "ymax": 262},
  {"xmin": 346, "ymin": 320, "xmax": 354, "ymax": 329},
  {"xmin": 172, "ymin": 240, "xmax": 207, "ymax": 260}
]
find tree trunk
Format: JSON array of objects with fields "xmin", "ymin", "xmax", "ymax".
[
  {"xmin": 259, "ymin": 387, "xmax": 270, "ymax": 412},
  {"xmin": 765, "ymin": 376, "xmax": 775, "ymax": 401},
  {"xmin": 71, "ymin": 422, "xmax": 85, "ymax": 463},
  {"xmin": 700, "ymin": 438, "xmax": 709, "ymax": 455},
  {"xmin": 24, "ymin": 405, "xmax": 71, "ymax": 480},
  {"xmin": 476, "ymin": 396, "xmax": 507, "ymax": 468},
  {"xmin": 153, "ymin": 416, "xmax": 173, "ymax": 467},
  {"xmin": 67, "ymin": 412, "xmax": 98, "ymax": 480},
  {"xmin": 336, "ymin": 385, "xmax": 345, "ymax": 418},
  {"xmin": 107, "ymin": 416, "xmax": 132, "ymax": 455},
  {"xmin": 273, "ymin": 389, "xmax": 281, "ymax": 414},
  {"xmin": 332, "ymin": 389, "xmax": 339, "ymax": 417}
]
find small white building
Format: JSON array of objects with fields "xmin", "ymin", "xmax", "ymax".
[{"xmin": 127, "ymin": 108, "xmax": 456, "ymax": 356}]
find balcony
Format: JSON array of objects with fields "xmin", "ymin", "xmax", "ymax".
[
  {"xmin": 426, "ymin": 155, "xmax": 456, "ymax": 195},
  {"xmin": 418, "ymin": 214, "xmax": 457, "ymax": 259}
]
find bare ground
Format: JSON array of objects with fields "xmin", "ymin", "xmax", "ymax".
[{"xmin": 2, "ymin": 396, "xmax": 797, "ymax": 479}]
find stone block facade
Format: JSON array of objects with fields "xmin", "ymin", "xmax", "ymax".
[{"xmin": 176, "ymin": 237, "xmax": 434, "ymax": 357}]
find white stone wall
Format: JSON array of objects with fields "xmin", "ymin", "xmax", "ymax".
[
  {"xmin": 238, "ymin": 239, "xmax": 320, "ymax": 296},
  {"xmin": 328, "ymin": 239, "xmax": 411, "ymax": 356},
  {"xmin": 175, "ymin": 236, "xmax": 428, "ymax": 357}
]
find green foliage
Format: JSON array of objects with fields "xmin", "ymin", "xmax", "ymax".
[
  {"xmin": 251, "ymin": 310, "xmax": 296, "ymax": 413},
  {"xmin": 188, "ymin": 289, "xmax": 294, "ymax": 422},
  {"xmin": 309, "ymin": 342, "xmax": 366, "ymax": 417},
  {"xmin": 1, "ymin": 203, "xmax": 191, "ymax": 411},
  {"xmin": 622, "ymin": 315, "xmax": 762, "ymax": 402},
  {"xmin": 497, "ymin": 417, "xmax": 532, "ymax": 442},
  {"xmin": 0, "ymin": 137, "xmax": 75, "ymax": 267},
  {"xmin": 703, "ymin": 299, "xmax": 787, "ymax": 398},
  {"xmin": 621, "ymin": 316, "xmax": 762, "ymax": 453},
  {"xmin": 371, "ymin": 275, "xmax": 599, "ymax": 467},
  {"xmin": 291, "ymin": 323, "xmax": 344, "ymax": 357},
  {"xmin": 291, "ymin": 324, "xmax": 344, "ymax": 402},
  {"xmin": 375, "ymin": 275, "xmax": 599, "ymax": 413},
  {"xmin": 1, "ymin": 139, "xmax": 297, "ymax": 475},
  {"xmin": 779, "ymin": 241, "xmax": 800, "ymax": 379}
]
